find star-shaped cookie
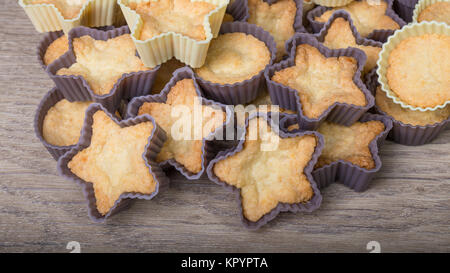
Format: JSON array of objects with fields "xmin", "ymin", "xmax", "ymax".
[
  {"xmin": 128, "ymin": 68, "xmax": 229, "ymax": 178},
  {"xmin": 28, "ymin": 0, "xmax": 89, "ymax": 19},
  {"xmin": 207, "ymin": 114, "xmax": 323, "ymax": 228},
  {"xmin": 271, "ymin": 43, "xmax": 367, "ymax": 119},
  {"xmin": 58, "ymin": 104, "xmax": 168, "ymax": 220},
  {"xmin": 318, "ymin": 12, "xmax": 383, "ymax": 75}
]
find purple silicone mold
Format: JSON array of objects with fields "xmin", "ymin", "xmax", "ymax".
[
  {"xmin": 393, "ymin": 0, "xmax": 418, "ymax": 23},
  {"xmin": 57, "ymin": 103, "xmax": 169, "ymax": 223},
  {"xmin": 265, "ymin": 32, "xmax": 375, "ymax": 130},
  {"xmin": 206, "ymin": 112, "xmax": 324, "ymax": 229},
  {"xmin": 226, "ymin": 0, "xmax": 249, "ymax": 21},
  {"xmin": 127, "ymin": 67, "xmax": 233, "ymax": 180},
  {"xmin": 367, "ymin": 78, "xmax": 450, "ymax": 146},
  {"xmin": 307, "ymin": 0, "xmax": 406, "ymax": 43},
  {"xmin": 194, "ymin": 22, "xmax": 277, "ymax": 105},
  {"xmin": 281, "ymin": 113, "xmax": 393, "ymax": 192},
  {"xmin": 34, "ymin": 88, "xmax": 79, "ymax": 160},
  {"xmin": 46, "ymin": 25, "xmax": 160, "ymax": 113},
  {"xmin": 37, "ymin": 30, "xmax": 65, "ymax": 70}
]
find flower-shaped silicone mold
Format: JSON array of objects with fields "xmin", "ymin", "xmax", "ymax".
[
  {"xmin": 58, "ymin": 103, "xmax": 169, "ymax": 222},
  {"xmin": 265, "ymin": 32, "xmax": 374, "ymax": 130},
  {"xmin": 207, "ymin": 113, "xmax": 324, "ymax": 229},
  {"xmin": 307, "ymin": 0, "xmax": 406, "ymax": 43},
  {"xmin": 19, "ymin": 0, "xmax": 123, "ymax": 33},
  {"xmin": 118, "ymin": 0, "xmax": 229, "ymax": 68},
  {"xmin": 127, "ymin": 67, "xmax": 233, "ymax": 179},
  {"xmin": 46, "ymin": 25, "xmax": 159, "ymax": 113},
  {"xmin": 281, "ymin": 113, "xmax": 393, "ymax": 192}
]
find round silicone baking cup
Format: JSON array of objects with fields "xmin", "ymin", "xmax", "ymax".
[
  {"xmin": 206, "ymin": 112, "xmax": 324, "ymax": 229},
  {"xmin": 118, "ymin": 0, "xmax": 229, "ymax": 68},
  {"xmin": 46, "ymin": 25, "xmax": 160, "ymax": 113},
  {"xmin": 307, "ymin": 0, "xmax": 406, "ymax": 42},
  {"xmin": 281, "ymin": 113, "xmax": 393, "ymax": 191},
  {"xmin": 19, "ymin": 0, "xmax": 123, "ymax": 34},
  {"xmin": 376, "ymin": 21, "xmax": 450, "ymax": 111},
  {"xmin": 412, "ymin": 0, "xmax": 450, "ymax": 23},
  {"xmin": 194, "ymin": 22, "xmax": 277, "ymax": 105},
  {"xmin": 127, "ymin": 67, "xmax": 233, "ymax": 180},
  {"xmin": 394, "ymin": 0, "xmax": 419, "ymax": 22},
  {"xmin": 367, "ymin": 76, "xmax": 450, "ymax": 146},
  {"xmin": 57, "ymin": 103, "xmax": 169, "ymax": 223},
  {"xmin": 226, "ymin": 0, "xmax": 249, "ymax": 21},
  {"xmin": 265, "ymin": 32, "xmax": 375, "ymax": 130}
]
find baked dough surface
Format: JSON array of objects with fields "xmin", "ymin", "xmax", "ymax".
[
  {"xmin": 128, "ymin": 0, "xmax": 217, "ymax": 41},
  {"xmin": 213, "ymin": 117, "xmax": 317, "ymax": 222},
  {"xmin": 248, "ymin": 0, "xmax": 296, "ymax": 61},
  {"xmin": 68, "ymin": 110, "xmax": 157, "ymax": 215},
  {"xmin": 323, "ymin": 18, "xmax": 381, "ymax": 74},
  {"xmin": 386, "ymin": 34, "xmax": 450, "ymax": 108},
  {"xmin": 195, "ymin": 33, "xmax": 271, "ymax": 84},
  {"xmin": 56, "ymin": 34, "xmax": 150, "ymax": 95},
  {"xmin": 272, "ymin": 44, "xmax": 366, "ymax": 119},
  {"xmin": 44, "ymin": 35, "xmax": 69, "ymax": 66},
  {"xmin": 375, "ymin": 86, "xmax": 450, "ymax": 126},
  {"xmin": 418, "ymin": 2, "xmax": 450, "ymax": 24},
  {"xmin": 138, "ymin": 79, "xmax": 226, "ymax": 174},
  {"xmin": 30, "ymin": 0, "xmax": 88, "ymax": 19},
  {"xmin": 315, "ymin": 0, "xmax": 400, "ymax": 37},
  {"xmin": 43, "ymin": 99, "xmax": 91, "ymax": 146}
]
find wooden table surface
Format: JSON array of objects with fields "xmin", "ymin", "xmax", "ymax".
[{"xmin": 1, "ymin": 0, "xmax": 449, "ymax": 253}]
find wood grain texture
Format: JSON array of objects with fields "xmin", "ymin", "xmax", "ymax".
[{"xmin": 0, "ymin": 0, "xmax": 449, "ymax": 253}]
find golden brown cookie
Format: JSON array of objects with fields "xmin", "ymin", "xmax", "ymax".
[
  {"xmin": 272, "ymin": 44, "xmax": 366, "ymax": 119},
  {"xmin": 248, "ymin": 0, "xmax": 297, "ymax": 61},
  {"xmin": 418, "ymin": 1, "xmax": 450, "ymax": 24},
  {"xmin": 44, "ymin": 35, "xmax": 69, "ymax": 66},
  {"xmin": 56, "ymin": 34, "xmax": 150, "ymax": 95},
  {"xmin": 386, "ymin": 33, "xmax": 450, "ymax": 108},
  {"xmin": 30, "ymin": 0, "xmax": 88, "ymax": 19},
  {"xmin": 315, "ymin": 0, "xmax": 400, "ymax": 37},
  {"xmin": 68, "ymin": 110, "xmax": 157, "ymax": 215},
  {"xmin": 213, "ymin": 117, "xmax": 317, "ymax": 222},
  {"xmin": 323, "ymin": 17, "xmax": 381, "ymax": 74},
  {"xmin": 195, "ymin": 33, "xmax": 271, "ymax": 84},
  {"xmin": 128, "ymin": 0, "xmax": 217, "ymax": 41},
  {"xmin": 138, "ymin": 79, "xmax": 226, "ymax": 174}
]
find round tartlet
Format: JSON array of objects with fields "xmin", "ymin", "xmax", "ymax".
[
  {"xmin": 194, "ymin": 32, "xmax": 271, "ymax": 84},
  {"xmin": 386, "ymin": 33, "xmax": 450, "ymax": 108}
]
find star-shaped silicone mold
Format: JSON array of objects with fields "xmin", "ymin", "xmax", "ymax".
[
  {"xmin": 127, "ymin": 67, "xmax": 232, "ymax": 179},
  {"xmin": 316, "ymin": 11, "xmax": 383, "ymax": 75},
  {"xmin": 47, "ymin": 26, "xmax": 159, "ymax": 113},
  {"xmin": 58, "ymin": 103, "xmax": 169, "ymax": 222},
  {"xmin": 207, "ymin": 113, "xmax": 323, "ymax": 229},
  {"xmin": 118, "ymin": 0, "xmax": 229, "ymax": 68},
  {"xmin": 265, "ymin": 33, "xmax": 374, "ymax": 130},
  {"xmin": 19, "ymin": 0, "xmax": 121, "ymax": 33},
  {"xmin": 281, "ymin": 113, "xmax": 392, "ymax": 191}
]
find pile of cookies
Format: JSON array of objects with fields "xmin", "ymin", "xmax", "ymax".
[{"xmin": 23, "ymin": 0, "xmax": 449, "ymax": 228}]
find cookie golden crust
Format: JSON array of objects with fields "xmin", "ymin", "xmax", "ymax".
[
  {"xmin": 44, "ymin": 35, "xmax": 69, "ymax": 66},
  {"xmin": 43, "ymin": 99, "xmax": 91, "ymax": 146},
  {"xmin": 213, "ymin": 117, "xmax": 317, "ymax": 222},
  {"xmin": 315, "ymin": 0, "xmax": 400, "ymax": 37},
  {"xmin": 30, "ymin": 0, "xmax": 88, "ymax": 19},
  {"xmin": 418, "ymin": 2, "xmax": 450, "ymax": 24},
  {"xmin": 138, "ymin": 79, "xmax": 226, "ymax": 174},
  {"xmin": 56, "ymin": 34, "xmax": 150, "ymax": 96},
  {"xmin": 194, "ymin": 33, "xmax": 271, "ymax": 84},
  {"xmin": 248, "ymin": 0, "xmax": 297, "ymax": 61},
  {"xmin": 152, "ymin": 58, "xmax": 185, "ymax": 94},
  {"xmin": 128, "ymin": 0, "xmax": 217, "ymax": 41},
  {"xmin": 323, "ymin": 18, "xmax": 381, "ymax": 75},
  {"xmin": 375, "ymin": 86, "xmax": 450, "ymax": 126},
  {"xmin": 271, "ymin": 44, "xmax": 366, "ymax": 119},
  {"xmin": 68, "ymin": 110, "xmax": 157, "ymax": 215},
  {"xmin": 386, "ymin": 34, "xmax": 450, "ymax": 108},
  {"xmin": 316, "ymin": 120, "xmax": 385, "ymax": 169}
]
